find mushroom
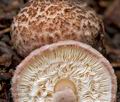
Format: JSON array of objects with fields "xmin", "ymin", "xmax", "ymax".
[
  {"xmin": 12, "ymin": 40, "xmax": 117, "ymax": 102},
  {"xmin": 11, "ymin": 0, "xmax": 105, "ymax": 57}
]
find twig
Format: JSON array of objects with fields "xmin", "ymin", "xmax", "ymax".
[
  {"xmin": 0, "ymin": 28, "xmax": 10, "ymax": 37},
  {"xmin": 106, "ymin": 45, "xmax": 120, "ymax": 56},
  {"xmin": 111, "ymin": 62, "xmax": 120, "ymax": 68}
]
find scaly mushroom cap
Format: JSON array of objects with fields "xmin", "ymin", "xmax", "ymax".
[
  {"xmin": 11, "ymin": 0, "xmax": 105, "ymax": 57},
  {"xmin": 12, "ymin": 40, "xmax": 116, "ymax": 102}
]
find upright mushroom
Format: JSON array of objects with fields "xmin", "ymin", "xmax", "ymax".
[
  {"xmin": 11, "ymin": 0, "xmax": 105, "ymax": 57},
  {"xmin": 12, "ymin": 41, "xmax": 117, "ymax": 102}
]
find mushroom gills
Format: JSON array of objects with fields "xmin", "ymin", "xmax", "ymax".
[{"xmin": 12, "ymin": 41, "xmax": 116, "ymax": 102}]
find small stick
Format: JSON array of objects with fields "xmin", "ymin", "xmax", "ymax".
[
  {"xmin": 112, "ymin": 62, "xmax": 120, "ymax": 68},
  {"xmin": 0, "ymin": 28, "xmax": 10, "ymax": 37}
]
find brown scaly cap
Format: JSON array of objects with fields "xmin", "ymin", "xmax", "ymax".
[
  {"xmin": 11, "ymin": 0, "xmax": 105, "ymax": 57},
  {"xmin": 12, "ymin": 40, "xmax": 116, "ymax": 102}
]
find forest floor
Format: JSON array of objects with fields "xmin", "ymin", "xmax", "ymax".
[{"xmin": 0, "ymin": 0, "xmax": 120, "ymax": 102}]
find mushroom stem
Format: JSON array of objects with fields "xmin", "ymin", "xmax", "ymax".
[{"xmin": 53, "ymin": 88, "xmax": 76, "ymax": 102}]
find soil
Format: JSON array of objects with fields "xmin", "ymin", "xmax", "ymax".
[{"xmin": 0, "ymin": 0, "xmax": 120, "ymax": 102}]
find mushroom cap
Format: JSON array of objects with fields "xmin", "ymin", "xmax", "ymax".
[
  {"xmin": 12, "ymin": 40, "xmax": 117, "ymax": 102},
  {"xmin": 11, "ymin": 0, "xmax": 105, "ymax": 57}
]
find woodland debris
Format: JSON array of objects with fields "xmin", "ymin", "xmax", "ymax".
[
  {"xmin": 0, "ymin": 72, "xmax": 13, "ymax": 80},
  {"xmin": 0, "ymin": 28, "xmax": 10, "ymax": 38},
  {"xmin": 105, "ymin": 0, "xmax": 120, "ymax": 28},
  {"xmin": 0, "ymin": 41, "xmax": 21, "ymax": 67}
]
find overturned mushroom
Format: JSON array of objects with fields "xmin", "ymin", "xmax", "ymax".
[
  {"xmin": 12, "ymin": 41, "xmax": 117, "ymax": 102},
  {"xmin": 11, "ymin": 0, "xmax": 105, "ymax": 57}
]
